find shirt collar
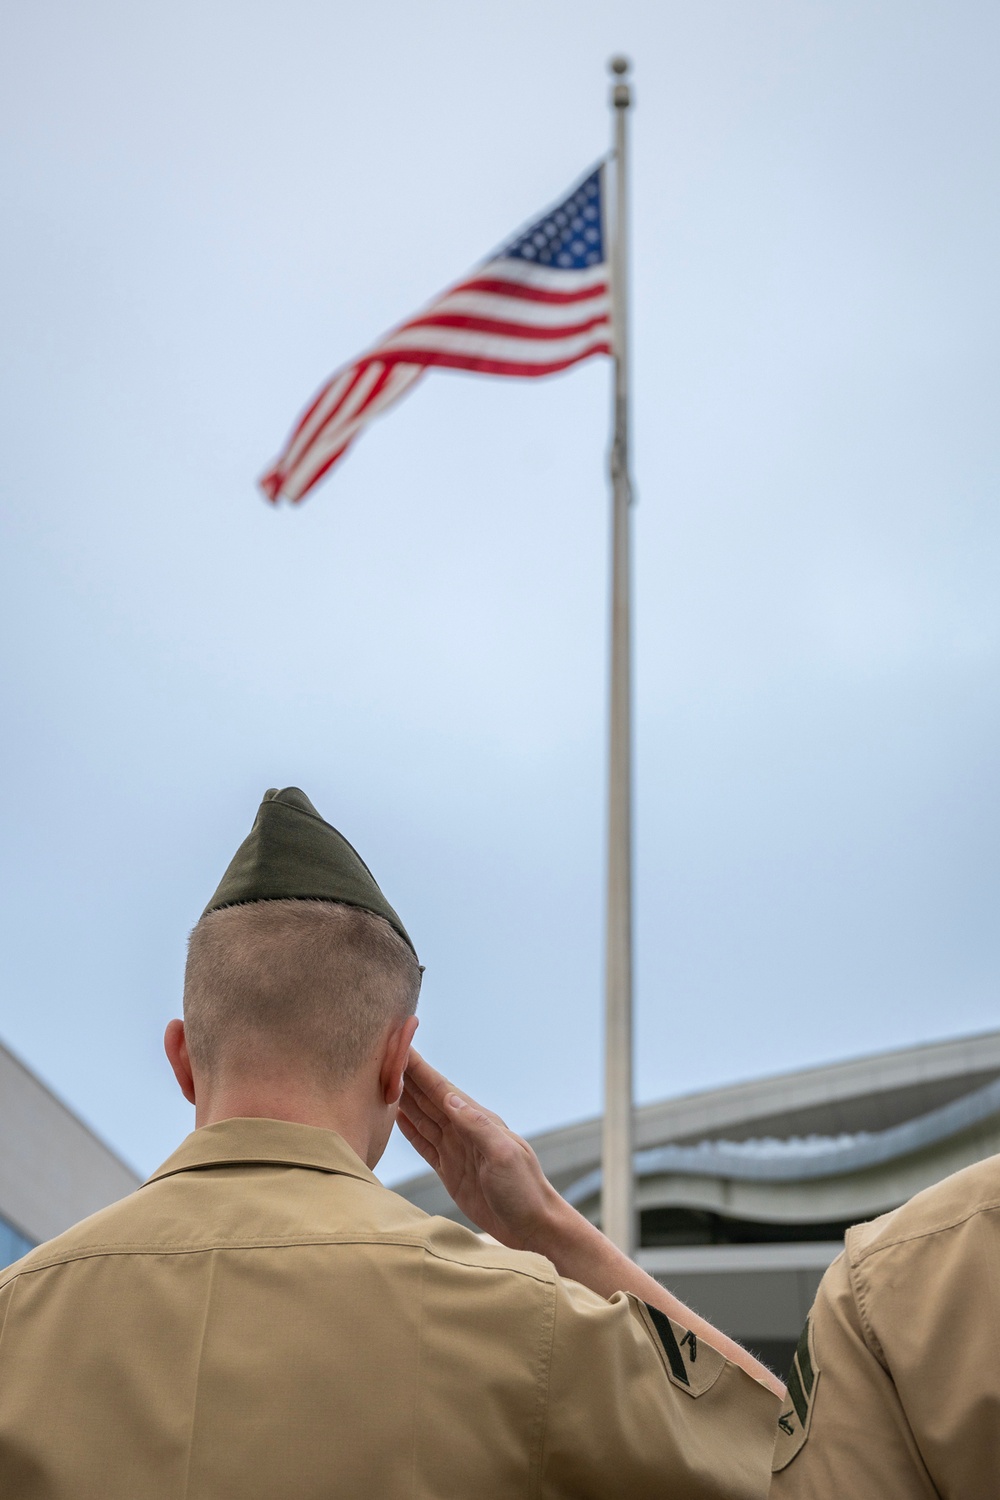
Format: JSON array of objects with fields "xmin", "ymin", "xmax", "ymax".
[{"xmin": 142, "ymin": 1117, "xmax": 380, "ymax": 1189}]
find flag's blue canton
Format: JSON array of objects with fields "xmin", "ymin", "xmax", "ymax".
[{"xmin": 501, "ymin": 168, "xmax": 604, "ymax": 269}]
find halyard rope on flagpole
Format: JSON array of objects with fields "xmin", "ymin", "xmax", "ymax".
[{"xmin": 602, "ymin": 55, "xmax": 636, "ymax": 1256}]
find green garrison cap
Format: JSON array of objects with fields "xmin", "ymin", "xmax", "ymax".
[{"xmin": 202, "ymin": 787, "xmax": 416, "ymax": 956}]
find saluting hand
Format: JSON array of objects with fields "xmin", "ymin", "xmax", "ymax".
[
  {"xmin": 397, "ymin": 1051, "xmax": 564, "ymax": 1253},
  {"xmin": 399, "ymin": 1053, "xmax": 787, "ymax": 1400}
]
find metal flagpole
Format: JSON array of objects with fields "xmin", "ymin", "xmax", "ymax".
[{"xmin": 602, "ymin": 55, "xmax": 635, "ymax": 1256}]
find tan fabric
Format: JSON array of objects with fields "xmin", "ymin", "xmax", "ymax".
[
  {"xmin": 770, "ymin": 1152, "xmax": 1000, "ymax": 1498},
  {"xmin": 0, "ymin": 1118, "xmax": 777, "ymax": 1499}
]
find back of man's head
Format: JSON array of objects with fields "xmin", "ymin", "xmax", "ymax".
[{"xmin": 183, "ymin": 899, "xmax": 421, "ymax": 1089}]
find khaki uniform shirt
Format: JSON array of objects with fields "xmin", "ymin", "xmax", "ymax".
[
  {"xmin": 0, "ymin": 1118, "xmax": 777, "ymax": 1499},
  {"xmin": 770, "ymin": 1152, "xmax": 1000, "ymax": 1498}
]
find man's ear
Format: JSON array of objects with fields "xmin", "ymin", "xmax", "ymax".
[
  {"xmin": 380, "ymin": 1014, "xmax": 420, "ymax": 1108},
  {"xmin": 164, "ymin": 1019, "xmax": 197, "ymax": 1105}
]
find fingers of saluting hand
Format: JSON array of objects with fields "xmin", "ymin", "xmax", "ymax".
[
  {"xmin": 395, "ymin": 1108, "xmax": 440, "ymax": 1170},
  {"xmin": 405, "ymin": 1050, "xmax": 510, "ymax": 1133},
  {"xmin": 401, "ymin": 1075, "xmax": 449, "ymax": 1134},
  {"xmin": 397, "ymin": 1083, "xmax": 443, "ymax": 1145},
  {"xmin": 405, "ymin": 1051, "xmax": 488, "ymax": 1121},
  {"xmin": 404, "ymin": 1051, "xmax": 458, "ymax": 1120}
]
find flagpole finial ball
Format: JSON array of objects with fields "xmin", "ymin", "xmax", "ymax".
[{"xmin": 609, "ymin": 55, "xmax": 630, "ymax": 76}]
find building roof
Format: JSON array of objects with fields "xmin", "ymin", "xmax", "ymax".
[
  {"xmin": 0, "ymin": 1039, "xmax": 141, "ymax": 1244},
  {"xmin": 393, "ymin": 1030, "xmax": 1000, "ymax": 1231}
]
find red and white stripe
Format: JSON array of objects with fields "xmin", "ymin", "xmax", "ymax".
[{"xmin": 260, "ymin": 258, "xmax": 611, "ymax": 503}]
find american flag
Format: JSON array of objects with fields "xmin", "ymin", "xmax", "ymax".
[{"xmin": 260, "ymin": 165, "xmax": 612, "ymax": 504}]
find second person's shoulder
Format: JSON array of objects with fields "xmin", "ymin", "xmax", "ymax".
[{"xmin": 847, "ymin": 1151, "xmax": 1000, "ymax": 1269}]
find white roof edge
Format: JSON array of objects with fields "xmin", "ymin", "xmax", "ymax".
[
  {"xmin": 532, "ymin": 1029, "xmax": 1000, "ymax": 1166},
  {"xmin": 0, "ymin": 1038, "xmax": 140, "ymax": 1176},
  {"xmin": 0, "ymin": 1067, "xmax": 142, "ymax": 1237},
  {"xmin": 392, "ymin": 1029, "xmax": 1000, "ymax": 1201}
]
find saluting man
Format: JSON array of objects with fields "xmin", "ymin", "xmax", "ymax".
[{"xmin": 0, "ymin": 787, "xmax": 782, "ymax": 1498}]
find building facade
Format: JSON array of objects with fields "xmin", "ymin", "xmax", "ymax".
[
  {"xmin": 394, "ymin": 1030, "xmax": 1000, "ymax": 1372},
  {"xmin": 0, "ymin": 1039, "xmax": 141, "ymax": 1269}
]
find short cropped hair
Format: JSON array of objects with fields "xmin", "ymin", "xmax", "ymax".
[{"xmin": 183, "ymin": 899, "xmax": 421, "ymax": 1087}]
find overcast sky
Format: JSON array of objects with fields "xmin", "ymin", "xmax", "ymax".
[{"xmin": 2, "ymin": 0, "xmax": 998, "ymax": 1186}]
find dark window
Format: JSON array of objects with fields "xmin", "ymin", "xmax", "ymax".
[
  {"xmin": 745, "ymin": 1338, "xmax": 799, "ymax": 1379},
  {"xmin": 640, "ymin": 1206, "xmax": 864, "ymax": 1247}
]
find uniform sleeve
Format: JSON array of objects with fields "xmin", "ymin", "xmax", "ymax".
[
  {"xmin": 538, "ymin": 1276, "xmax": 779, "ymax": 1500},
  {"xmin": 768, "ymin": 1252, "xmax": 938, "ymax": 1499}
]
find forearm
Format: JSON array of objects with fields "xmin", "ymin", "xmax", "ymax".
[
  {"xmin": 528, "ymin": 1195, "xmax": 785, "ymax": 1399},
  {"xmin": 399, "ymin": 1052, "xmax": 784, "ymax": 1401}
]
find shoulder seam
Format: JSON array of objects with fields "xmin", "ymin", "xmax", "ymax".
[
  {"xmin": 0, "ymin": 1277, "xmax": 14, "ymax": 1354},
  {"xmin": 0, "ymin": 1234, "xmax": 556, "ymax": 1292},
  {"xmin": 530, "ymin": 1276, "xmax": 558, "ymax": 1499},
  {"xmin": 851, "ymin": 1197, "xmax": 1000, "ymax": 1265},
  {"xmin": 844, "ymin": 1242, "xmax": 889, "ymax": 1370}
]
